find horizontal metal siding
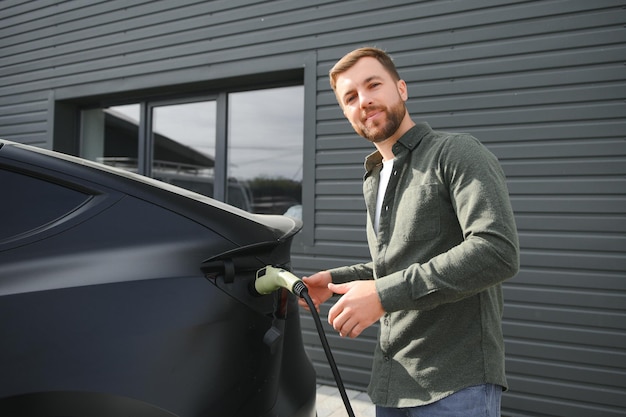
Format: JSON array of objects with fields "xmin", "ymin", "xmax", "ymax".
[
  {"xmin": 0, "ymin": 0, "xmax": 340, "ymax": 143},
  {"xmin": 1, "ymin": 1, "xmax": 625, "ymax": 416},
  {"xmin": 310, "ymin": 1, "xmax": 626, "ymax": 416}
]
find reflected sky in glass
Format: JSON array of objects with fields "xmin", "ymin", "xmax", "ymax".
[
  {"xmin": 111, "ymin": 85, "xmax": 303, "ymax": 181},
  {"xmin": 229, "ymin": 86, "xmax": 303, "ymax": 181}
]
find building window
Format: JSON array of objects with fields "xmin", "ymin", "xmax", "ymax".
[
  {"xmin": 227, "ymin": 87, "xmax": 303, "ymax": 215},
  {"xmin": 79, "ymin": 85, "xmax": 303, "ymax": 217},
  {"xmin": 150, "ymin": 100, "xmax": 218, "ymax": 202}
]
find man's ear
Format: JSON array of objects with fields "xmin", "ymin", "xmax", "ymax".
[{"xmin": 397, "ymin": 79, "xmax": 408, "ymax": 101}]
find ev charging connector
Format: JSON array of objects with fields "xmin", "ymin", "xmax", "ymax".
[{"xmin": 253, "ymin": 265, "xmax": 307, "ymax": 297}]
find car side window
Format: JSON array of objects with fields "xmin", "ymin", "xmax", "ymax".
[{"xmin": 0, "ymin": 168, "xmax": 91, "ymax": 242}]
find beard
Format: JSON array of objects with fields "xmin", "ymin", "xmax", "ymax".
[{"xmin": 354, "ymin": 98, "xmax": 406, "ymax": 143}]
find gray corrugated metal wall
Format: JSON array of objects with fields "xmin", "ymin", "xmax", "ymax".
[
  {"xmin": 304, "ymin": 3, "xmax": 626, "ymax": 416},
  {"xmin": 1, "ymin": 1, "xmax": 624, "ymax": 416}
]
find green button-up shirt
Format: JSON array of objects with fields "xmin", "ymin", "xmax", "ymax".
[{"xmin": 329, "ymin": 122, "xmax": 520, "ymax": 407}]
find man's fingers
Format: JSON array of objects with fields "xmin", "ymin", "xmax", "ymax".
[
  {"xmin": 327, "ymin": 282, "xmax": 351, "ymax": 295},
  {"xmin": 332, "ymin": 313, "xmax": 362, "ymax": 338},
  {"xmin": 345, "ymin": 322, "xmax": 363, "ymax": 338},
  {"xmin": 298, "ymin": 296, "xmax": 321, "ymax": 313}
]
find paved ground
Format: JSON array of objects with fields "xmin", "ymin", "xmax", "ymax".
[{"xmin": 316, "ymin": 384, "xmax": 375, "ymax": 417}]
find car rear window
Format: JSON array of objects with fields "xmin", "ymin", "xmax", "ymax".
[{"xmin": 0, "ymin": 168, "xmax": 91, "ymax": 242}]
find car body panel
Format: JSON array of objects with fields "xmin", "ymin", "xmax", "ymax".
[{"xmin": 0, "ymin": 139, "xmax": 316, "ymax": 417}]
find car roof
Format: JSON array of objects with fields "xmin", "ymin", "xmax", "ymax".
[{"xmin": 0, "ymin": 139, "xmax": 302, "ymax": 246}]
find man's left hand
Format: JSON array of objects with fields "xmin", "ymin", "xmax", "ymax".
[{"xmin": 327, "ymin": 280, "xmax": 385, "ymax": 338}]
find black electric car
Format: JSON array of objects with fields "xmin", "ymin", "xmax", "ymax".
[{"xmin": 0, "ymin": 139, "xmax": 316, "ymax": 417}]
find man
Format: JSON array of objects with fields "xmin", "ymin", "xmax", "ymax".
[{"xmin": 300, "ymin": 47, "xmax": 519, "ymax": 416}]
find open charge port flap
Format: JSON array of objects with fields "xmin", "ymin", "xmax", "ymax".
[{"xmin": 200, "ymin": 259, "xmax": 278, "ymax": 316}]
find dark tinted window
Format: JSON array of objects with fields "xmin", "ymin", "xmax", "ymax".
[{"xmin": 0, "ymin": 168, "xmax": 90, "ymax": 241}]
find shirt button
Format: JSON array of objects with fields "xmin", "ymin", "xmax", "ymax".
[{"xmin": 384, "ymin": 356, "xmax": 390, "ymax": 361}]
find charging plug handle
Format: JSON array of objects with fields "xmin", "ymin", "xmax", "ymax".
[{"xmin": 254, "ymin": 266, "xmax": 307, "ymax": 297}]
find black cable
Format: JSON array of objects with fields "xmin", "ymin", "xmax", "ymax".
[{"xmin": 297, "ymin": 287, "xmax": 356, "ymax": 417}]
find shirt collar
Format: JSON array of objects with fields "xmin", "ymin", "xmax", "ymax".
[{"xmin": 364, "ymin": 122, "xmax": 432, "ymax": 173}]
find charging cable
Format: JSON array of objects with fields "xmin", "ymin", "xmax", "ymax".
[{"xmin": 254, "ymin": 266, "xmax": 356, "ymax": 417}]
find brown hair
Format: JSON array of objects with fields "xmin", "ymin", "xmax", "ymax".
[{"xmin": 329, "ymin": 47, "xmax": 401, "ymax": 92}]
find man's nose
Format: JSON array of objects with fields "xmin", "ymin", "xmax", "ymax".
[{"xmin": 359, "ymin": 93, "xmax": 373, "ymax": 108}]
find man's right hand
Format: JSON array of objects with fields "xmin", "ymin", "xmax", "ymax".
[{"xmin": 298, "ymin": 270, "xmax": 334, "ymax": 312}]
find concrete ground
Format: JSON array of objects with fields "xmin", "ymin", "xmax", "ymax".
[{"xmin": 316, "ymin": 384, "xmax": 375, "ymax": 417}]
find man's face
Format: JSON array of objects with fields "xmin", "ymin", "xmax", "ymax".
[{"xmin": 334, "ymin": 57, "xmax": 408, "ymax": 143}]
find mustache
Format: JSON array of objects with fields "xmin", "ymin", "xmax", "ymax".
[{"xmin": 361, "ymin": 105, "xmax": 386, "ymax": 120}]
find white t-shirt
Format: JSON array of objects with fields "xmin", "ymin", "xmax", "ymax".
[{"xmin": 374, "ymin": 158, "xmax": 395, "ymax": 234}]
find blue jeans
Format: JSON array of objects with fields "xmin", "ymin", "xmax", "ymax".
[{"xmin": 375, "ymin": 384, "xmax": 502, "ymax": 417}]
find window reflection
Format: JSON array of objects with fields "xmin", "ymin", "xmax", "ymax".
[
  {"xmin": 151, "ymin": 101, "xmax": 219, "ymax": 200},
  {"xmin": 80, "ymin": 84, "xmax": 304, "ymax": 218},
  {"xmin": 228, "ymin": 86, "xmax": 303, "ymax": 216},
  {"xmin": 81, "ymin": 105, "xmax": 141, "ymax": 170}
]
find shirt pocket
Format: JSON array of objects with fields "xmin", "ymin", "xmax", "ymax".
[{"xmin": 399, "ymin": 184, "xmax": 440, "ymax": 241}]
